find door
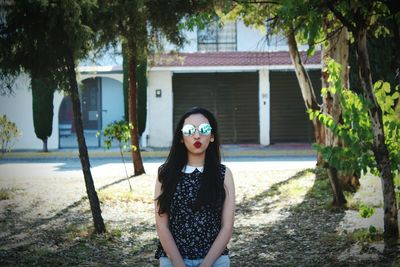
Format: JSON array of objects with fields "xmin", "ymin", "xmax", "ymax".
[{"xmin": 82, "ymin": 78, "xmax": 101, "ymax": 130}]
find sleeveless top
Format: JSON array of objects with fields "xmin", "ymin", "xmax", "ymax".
[{"xmin": 155, "ymin": 164, "xmax": 229, "ymax": 259}]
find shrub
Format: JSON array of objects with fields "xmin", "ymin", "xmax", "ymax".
[
  {"xmin": 98, "ymin": 120, "xmax": 134, "ymax": 190},
  {"xmin": 0, "ymin": 114, "xmax": 20, "ymax": 157}
]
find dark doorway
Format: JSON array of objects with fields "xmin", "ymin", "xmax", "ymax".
[{"xmin": 81, "ymin": 78, "xmax": 101, "ymax": 130}]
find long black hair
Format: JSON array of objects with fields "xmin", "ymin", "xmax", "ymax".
[{"xmin": 156, "ymin": 106, "xmax": 225, "ymax": 214}]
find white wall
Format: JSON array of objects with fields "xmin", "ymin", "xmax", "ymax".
[
  {"xmin": 163, "ymin": 28, "xmax": 198, "ymax": 52},
  {"xmin": 0, "ymin": 74, "xmax": 61, "ymax": 150},
  {"xmin": 237, "ymin": 20, "xmax": 266, "ymax": 51},
  {"xmin": 0, "ymin": 75, "xmax": 36, "ymax": 150},
  {"xmin": 147, "ymin": 70, "xmax": 173, "ymax": 147},
  {"xmin": 181, "ymin": 30, "xmax": 198, "ymax": 52},
  {"xmin": 163, "ymin": 19, "xmax": 267, "ymax": 53},
  {"xmin": 101, "ymin": 77, "xmax": 124, "ymax": 129},
  {"xmin": 0, "ymin": 73, "xmax": 126, "ymax": 151}
]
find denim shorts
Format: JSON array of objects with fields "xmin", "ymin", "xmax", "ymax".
[{"xmin": 159, "ymin": 255, "xmax": 230, "ymax": 267}]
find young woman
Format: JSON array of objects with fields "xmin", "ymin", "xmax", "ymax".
[{"xmin": 154, "ymin": 107, "xmax": 235, "ymax": 267}]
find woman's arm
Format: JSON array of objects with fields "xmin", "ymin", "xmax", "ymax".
[
  {"xmin": 154, "ymin": 178, "xmax": 185, "ymax": 267},
  {"xmin": 200, "ymin": 167, "xmax": 236, "ymax": 267}
]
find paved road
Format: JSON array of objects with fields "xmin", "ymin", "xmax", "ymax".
[{"xmin": 0, "ymin": 155, "xmax": 317, "ymax": 179}]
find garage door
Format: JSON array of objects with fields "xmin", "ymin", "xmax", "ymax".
[
  {"xmin": 270, "ymin": 70, "xmax": 321, "ymax": 143},
  {"xmin": 173, "ymin": 72, "xmax": 259, "ymax": 144}
]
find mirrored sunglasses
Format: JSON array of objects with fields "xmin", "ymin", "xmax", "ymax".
[{"xmin": 181, "ymin": 123, "xmax": 212, "ymax": 136}]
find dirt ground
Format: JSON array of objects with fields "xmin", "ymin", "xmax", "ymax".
[{"xmin": 0, "ymin": 160, "xmax": 399, "ymax": 266}]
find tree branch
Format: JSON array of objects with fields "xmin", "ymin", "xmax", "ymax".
[{"xmin": 325, "ymin": 1, "xmax": 356, "ymax": 32}]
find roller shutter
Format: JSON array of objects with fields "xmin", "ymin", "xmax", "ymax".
[
  {"xmin": 270, "ymin": 70, "xmax": 321, "ymax": 143},
  {"xmin": 173, "ymin": 72, "xmax": 259, "ymax": 144}
]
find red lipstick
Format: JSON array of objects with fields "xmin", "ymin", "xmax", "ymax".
[{"xmin": 194, "ymin": 141, "xmax": 202, "ymax": 148}]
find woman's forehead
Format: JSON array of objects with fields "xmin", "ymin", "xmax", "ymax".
[{"xmin": 184, "ymin": 113, "xmax": 209, "ymax": 125}]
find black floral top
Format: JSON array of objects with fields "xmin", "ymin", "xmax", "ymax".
[{"xmin": 155, "ymin": 164, "xmax": 229, "ymax": 259}]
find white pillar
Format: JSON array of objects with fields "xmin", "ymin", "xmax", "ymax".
[
  {"xmin": 259, "ymin": 69, "xmax": 270, "ymax": 145},
  {"xmin": 51, "ymin": 90, "xmax": 64, "ymax": 149},
  {"xmin": 147, "ymin": 70, "xmax": 173, "ymax": 147}
]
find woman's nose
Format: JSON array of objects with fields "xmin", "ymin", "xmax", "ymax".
[{"xmin": 193, "ymin": 130, "xmax": 200, "ymax": 139}]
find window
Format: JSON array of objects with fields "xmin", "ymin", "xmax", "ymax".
[{"xmin": 197, "ymin": 21, "xmax": 237, "ymax": 52}]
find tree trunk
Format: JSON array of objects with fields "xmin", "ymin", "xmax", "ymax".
[
  {"xmin": 286, "ymin": 29, "xmax": 324, "ymax": 163},
  {"xmin": 66, "ymin": 54, "xmax": 106, "ymax": 234},
  {"xmin": 327, "ymin": 167, "xmax": 346, "ymax": 206},
  {"xmin": 42, "ymin": 139, "xmax": 48, "ymax": 152},
  {"xmin": 127, "ymin": 41, "xmax": 145, "ymax": 176},
  {"xmin": 122, "ymin": 43, "xmax": 129, "ymax": 122},
  {"xmin": 322, "ymin": 25, "xmax": 360, "ymax": 193},
  {"xmin": 321, "ymin": 25, "xmax": 347, "ymax": 205},
  {"xmin": 355, "ymin": 28, "xmax": 398, "ymax": 239},
  {"xmin": 287, "ymin": 28, "xmax": 347, "ymax": 207}
]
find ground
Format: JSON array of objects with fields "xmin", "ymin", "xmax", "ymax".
[{"xmin": 0, "ymin": 157, "xmax": 399, "ymax": 266}]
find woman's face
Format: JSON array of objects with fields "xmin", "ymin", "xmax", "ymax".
[{"xmin": 181, "ymin": 113, "xmax": 214, "ymax": 156}]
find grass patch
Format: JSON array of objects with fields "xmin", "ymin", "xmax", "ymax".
[
  {"xmin": 268, "ymin": 167, "xmax": 340, "ymax": 214},
  {"xmin": 314, "ymin": 166, "xmax": 329, "ymax": 180},
  {"xmin": 321, "ymin": 232, "xmax": 344, "ymax": 245},
  {"xmin": 301, "ymin": 170, "xmax": 343, "ymax": 211},
  {"xmin": 108, "ymin": 227, "xmax": 123, "ymax": 239},
  {"xmin": 98, "ymin": 188, "xmax": 153, "ymax": 204},
  {"xmin": 348, "ymin": 227, "xmax": 384, "ymax": 243},
  {"xmin": 0, "ymin": 187, "xmax": 18, "ymax": 200},
  {"xmin": 344, "ymin": 191, "xmax": 359, "ymax": 210},
  {"xmin": 279, "ymin": 170, "xmax": 315, "ymax": 198},
  {"xmin": 17, "ymin": 246, "xmax": 66, "ymax": 267},
  {"xmin": 267, "ymin": 169, "xmax": 315, "ymax": 198},
  {"xmin": 65, "ymin": 223, "xmax": 94, "ymax": 241},
  {"xmin": 285, "ymin": 171, "xmax": 332, "ymax": 213},
  {"xmin": 307, "ymin": 176, "xmax": 332, "ymax": 202},
  {"xmin": 65, "ymin": 223, "xmax": 126, "ymax": 244},
  {"xmin": 236, "ymin": 169, "xmax": 316, "ymax": 215}
]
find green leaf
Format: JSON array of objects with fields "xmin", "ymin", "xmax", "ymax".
[
  {"xmin": 382, "ymin": 82, "xmax": 391, "ymax": 93},
  {"xmin": 374, "ymin": 80, "xmax": 383, "ymax": 89},
  {"xmin": 359, "ymin": 204, "xmax": 375, "ymax": 218},
  {"xmin": 102, "ymin": 120, "xmax": 131, "ymax": 150}
]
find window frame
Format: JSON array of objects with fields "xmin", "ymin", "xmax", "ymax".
[{"xmin": 197, "ymin": 20, "xmax": 237, "ymax": 52}]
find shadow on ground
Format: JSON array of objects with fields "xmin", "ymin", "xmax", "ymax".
[
  {"xmin": 230, "ymin": 169, "xmax": 399, "ymax": 267},
  {"xmin": 0, "ymin": 169, "xmax": 399, "ymax": 267}
]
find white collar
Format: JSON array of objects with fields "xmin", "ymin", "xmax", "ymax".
[{"xmin": 182, "ymin": 165, "xmax": 204, "ymax": 173}]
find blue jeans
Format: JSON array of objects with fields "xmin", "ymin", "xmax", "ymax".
[{"xmin": 159, "ymin": 255, "xmax": 230, "ymax": 267}]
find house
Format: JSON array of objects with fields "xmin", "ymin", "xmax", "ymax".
[{"xmin": 0, "ymin": 19, "xmax": 321, "ymax": 150}]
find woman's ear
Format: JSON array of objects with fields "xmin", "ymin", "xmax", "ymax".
[{"xmin": 210, "ymin": 134, "xmax": 214, "ymax": 142}]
